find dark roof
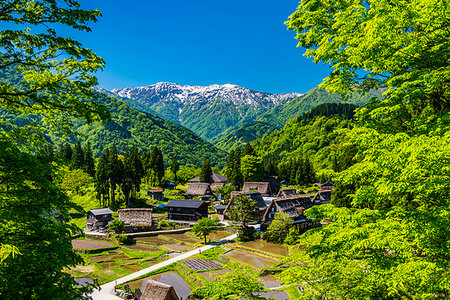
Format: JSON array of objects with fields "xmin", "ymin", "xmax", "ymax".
[
  {"xmin": 186, "ymin": 183, "xmax": 213, "ymax": 196},
  {"xmin": 263, "ymin": 195, "xmax": 312, "ymax": 221},
  {"xmin": 225, "ymin": 192, "xmax": 267, "ymax": 213},
  {"xmin": 88, "ymin": 208, "xmax": 113, "ymax": 216},
  {"xmin": 276, "ymin": 188, "xmax": 297, "ymax": 198},
  {"xmin": 315, "ymin": 181, "xmax": 335, "ymax": 188},
  {"xmin": 166, "ymin": 199, "xmax": 206, "ymax": 209},
  {"xmin": 313, "ymin": 190, "xmax": 332, "ymax": 204},
  {"xmin": 188, "ymin": 172, "xmax": 227, "ymax": 183}
]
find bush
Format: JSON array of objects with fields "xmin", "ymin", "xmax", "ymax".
[
  {"xmin": 109, "ymin": 220, "xmax": 125, "ymax": 233},
  {"xmin": 116, "ymin": 234, "xmax": 135, "ymax": 245}
]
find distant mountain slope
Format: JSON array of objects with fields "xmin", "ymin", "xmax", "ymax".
[
  {"xmin": 111, "ymin": 82, "xmax": 303, "ymax": 142},
  {"xmin": 214, "ymin": 88, "xmax": 383, "ymax": 151},
  {"xmin": 70, "ymin": 91, "xmax": 228, "ymax": 167}
]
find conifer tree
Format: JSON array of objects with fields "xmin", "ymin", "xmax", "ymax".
[
  {"xmin": 59, "ymin": 143, "xmax": 73, "ymax": 161},
  {"xmin": 122, "ymin": 147, "xmax": 144, "ymax": 207},
  {"xmin": 107, "ymin": 146, "xmax": 123, "ymax": 208},
  {"xmin": 70, "ymin": 141, "xmax": 84, "ymax": 170},
  {"xmin": 171, "ymin": 156, "xmax": 179, "ymax": 184},
  {"xmin": 242, "ymin": 143, "xmax": 256, "ymax": 157},
  {"xmin": 83, "ymin": 142, "xmax": 96, "ymax": 177},
  {"xmin": 200, "ymin": 159, "xmax": 213, "ymax": 183},
  {"xmin": 95, "ymin": 149, "xmax": 110, "ymax": 207}
]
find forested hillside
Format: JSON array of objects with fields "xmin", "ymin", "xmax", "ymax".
[
  {"xmin": 70, "ymin": 91, "xmax": 228, "ymax": 167},
  {"xmin": 214, "ymin": 88, "xmax": 382, "ymax": 150}
]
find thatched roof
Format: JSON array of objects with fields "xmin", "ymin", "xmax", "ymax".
[
  {"xmin": 312, "ymin": 190, "xmax": 332, "ymax": 204},
  {"xmin": 263, "ymin": 195, "xmax": 312, "ymax": 222},
  {"xmin": 242, "ymin": 182, "xmax": 272, "ymax": 196},
  {"xmin": 276, "ymin": 188, "xmax": 298, "ymax": 198},
  {"xmin": 225, "ymin": 192, "xmax": 267, "ymax": 214},
  {"xmin": 188, "ymin": 172, "xmax": 227, "ymax": 183},
  {"xmin": 140, "ymin": 280, "xmax": 179, "ymax": 300},
  {"xmin": 315, "ymin": 181, "xmax": 335, "ymax": 190},
  {"xmin": 210, "ymin": 182, "xmax": 226, "ymax": 190},
  {"xmin": 186, "ymin": 183, "xmax": 213, "ymax": 196}
]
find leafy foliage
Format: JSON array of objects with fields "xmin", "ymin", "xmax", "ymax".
[
  {"xmin": 262, "ymin": 212, "xmax": 293, "ymax": 244},
  {"xmin": 192, "ymin": 217, "xmax": 221, "ymax": 244}
]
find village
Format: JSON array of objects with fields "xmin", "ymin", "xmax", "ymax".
[{"xmin": 71, "ymin": 172, "xmax": 334, "ymax": 300}]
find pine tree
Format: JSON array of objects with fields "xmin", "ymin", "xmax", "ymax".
[
  {"xmin": 95, "ymin": 149, "xmax": 110, "ymax": 207},
  {"xmin": 107, "ymin": 146, "xmax": 123, "ymax": 208},
  {"xmin": 171, "ymin": 156, "xmax": 179, "ymax": 184},
  {"xmin": 59, "ymin": 143, "xmax": 72, "ymax": 161},
  {"xmin": 242, "ymin": 143, "xmax": 256, "ymax": 157},
  {"xmin": 83, "ymin": 142, "xmax": 96, "ymax": 177},
  {"xmin": 200, "ymin": 159, "xmax": 213, "ymax": 183},
  {"xmin": 122, "ymin": 147, "xmax": 144, "ymax": 207},
  {"xmin": 71, "ymin": 141, "xmax": 84, "ymax": 170}
]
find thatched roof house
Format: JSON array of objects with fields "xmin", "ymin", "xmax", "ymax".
[
  {"xmin": 224, "ymin": 192, "xmax": 267, "ymax": 221},
  {"xmin": 263, "ymin": 195, "xmax": 312, "ymax": 223},
  {"xmin": 140, "ymin": 280, "xmax": 179, "ymax": 300},
  {"xmin": 242, "ymin": 182, "xmax": 272, "ymax": 197},
  {"xmin": 276, "ymin": 188, "xmax": 298, "ymax": 198},
  {"xmin": 315, "ymin": 181, "xmax": 335, "ymax": 190},
  {"xmin": 188, "ymin": 172, "xmax": 227, "ymax": 183},
  {"xmin": 118, "ymin": 208, "xmax": 156, "ymax": 232},
  {"xmin": 312, "ymin": 190, "xmax": 332, "ymax": 204},
  {"xmin": 186, "ymin": 183, "xmax": 214, "ymax": 197}
]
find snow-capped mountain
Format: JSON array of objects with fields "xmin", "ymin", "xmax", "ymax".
[{"xmin": 111, "ymin": 82, "xmax": 302, "ymax": 142}]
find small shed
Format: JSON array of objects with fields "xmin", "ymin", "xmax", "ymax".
[
  {"xmin": 140, "ymin": 279, "xmax": 179, "ymax": 300},
  {"xmin": 242, "ymin": 182, "xmax": 273, "ymax": 197},
  {"xmin": 86, "ymin": 208, "xmax": 114, "ymax": 229},
  {"xmin": 147, "ymin": 189, "xmax": 164, "ymax": 201},
  {"xmin": 166, "ymin": 199, "xmax": 209, "ymax": 221}
]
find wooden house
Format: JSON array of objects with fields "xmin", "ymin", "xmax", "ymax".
[
  {"xmin": 264, "ymin": 176, "xmax": 281, "ymax": 195},
  {"xmin": 312, "ymin": 190, "xmax": 332, "ymax": 205},
  {"xmin": 86, "ymin": 208, "xmax": 114, "ymax": 229},
  {"xmin": 276, "ymin": 188, "xmax": 298, "ymax": 198},
  {"xmin": 224, "ymin": 192, "xmax": 268, "ymax": 222},
  {"xmin": 315, "ymin": 181, "xmax": 335, "ymax": 190},
  {"xmin": 166, "ymin": 200, "xmax": 209, "ymax": 221},
  {"xmin": 188, "ymin": 172, "xmax": 228, "ymax": 191},
  {"xmin": 118, "ymin": 208, "xmax": 157, "ymax": 232},
  {"xmin": 140, "ymin": 279, "xmax": 179, "ymax": 300},
  {"xmin": 147, "ymin": 189, "xmax": 164, "ymax": 201},
  {"xmin": 242, "ymin": 182, "xmax": 272, "ymax": 197},
  {"xmin": 262, "ymin": 195, "xmax": 319, "ymax": 231},
  {"xmin": 185, "ymin": 183, "xmax": 215, "ymax": 200}
]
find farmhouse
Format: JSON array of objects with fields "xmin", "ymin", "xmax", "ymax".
[
  {"xmin": 118, "ymin": 208, "xmax": 156, "ymax": 232},
  {"xmin": 315, "ymin": 181, "xmax": 335, "ymax": 190},
  {"xmin": 166, "ymin": 199, "xmax": 209, "ymax": 222},
  {"xmin": 185, "ymin": 183, "xmax": 215, "ymax": 200},
  {"xmin": 140, "ymin": 279, "xmax": 179, "ymax": 300},
  {"xmin": 224, "ymin": 192, "xmax": 267, "ymax": 222},
  {"xmin": 276, "ymin": 188, "xmax": 298, "ymax": 198},
  {"xmin": 188, "ymin": 172, "xmax": 228, "ymax": 190},
  {"xmin": 242, "ymin": 182, "xmax": 273, "ymax": 197},
  {"xmin": 312, "ymin": 189, "xmax": 332, "ymax": 204},
  {"xmin": 86, "ymin": 208, "xmax": 113, "ymax": 229}
]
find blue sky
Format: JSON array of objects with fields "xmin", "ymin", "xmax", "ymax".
[{"xmin": 73, "ymin": 0, "xmax": 331, "ymax": 94}]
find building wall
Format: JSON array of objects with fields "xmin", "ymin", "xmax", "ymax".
[{"xmin": 118, "ymin": 209, "xmax": 153, "ymax": 226}]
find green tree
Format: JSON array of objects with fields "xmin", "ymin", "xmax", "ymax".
[
  {"xmin": 262, "ymin": 212, "xmax": 293, "ymax": 244},
  {"xmin": 241, "ymin": 155, "xmax": 264, "ymax": 182},
  {"xmin": 107, "ymin": 146, "xmax": 123, "ymax": 208},
  {"xmin": 95, "ymin": 148, "xmax": 110, "ymax": 207},
  {"xmin": 122, "ymin": 146, "xmax": 144, "ymax": 207},
  {"xmin": 199, "ymin": 158, "xmax": 213, "ymax": 183},
  {"xmin": 0, "ymin": 1, "xmax": 109, "ymax": 297},
  {"xmin": 70, "ymin": 140, "xmax": 84, "ymax": 170},
  {"xmin": 192, "ymin": 217, "xmax": 221, "ymax": 244},
  {"xmin": 286, "ymin": 0, "xmax": 449, "ymax": 133},
  {"xmin": 227, "ymin": 195, "xmax": 259, "ymax": 241},
  {"xmin": 109, "ymin": 220, "xmax": 125, "ymax": 234},
  {"xmin": 83, "ymin": 141, "xmax": 96, "ymax": 177},
  {"xmin": 170, "ymin": 156, "xmax": 179, "ymax": 185}
]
